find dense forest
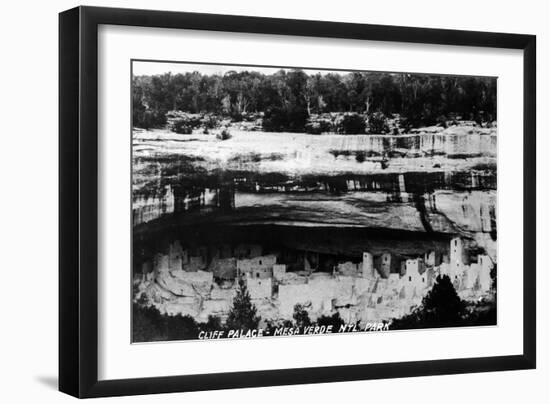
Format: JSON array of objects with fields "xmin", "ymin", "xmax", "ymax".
[{"xmin": 132, "ymin": 69, "xmax": 497, "ymax": 133}]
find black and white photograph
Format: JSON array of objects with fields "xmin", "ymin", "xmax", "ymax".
[{"xmin": 131, "ymin": 61, "xmax": 498, "ymax": 343}]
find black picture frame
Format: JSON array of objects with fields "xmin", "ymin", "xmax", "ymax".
[{"xmin": 59, "ymin": 5, "xmax": 536, "ymax": 398}]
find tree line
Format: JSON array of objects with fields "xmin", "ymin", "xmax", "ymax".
[{"xmin": 133, "ymin": 69, "xmax": 496, "ymax": 133}]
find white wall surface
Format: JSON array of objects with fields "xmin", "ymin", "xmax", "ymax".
[{"xmin": 0, "ymin": 0, "xmax": 546, "ymax": 402}]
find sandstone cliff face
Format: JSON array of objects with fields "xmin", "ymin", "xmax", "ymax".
[
  {"xmin": 426, "ymin": 190, "xmax": 496, "ymax": 261},
  {"xmin": 429, "ymin": 190, "xmax": 496, "ymax": 234},
  {"xmin": 132, "ymin": 126, "xmax": 497, "ymax": 233},
  {"xmin": 132, "ymin": 126, "xmax": 496, "ymax": 178},
  {"xmin": 133, "ymin": 185, "xmax": 175, "ymax": 225},
  {"xmin": 132, "ymin": 125, "xmax": 497, "ymax": 329},
  {"xmin": 325, "ymin": 126, "xmax": 496, "ymax": 157},
  {"xmin": 133, "ymin": 189, "xmax": 496, "ymax": 259}
]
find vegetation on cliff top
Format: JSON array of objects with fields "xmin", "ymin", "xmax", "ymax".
[{"xmin": 133, "ymin": 70, "xmax": 496, "ymax": 133}]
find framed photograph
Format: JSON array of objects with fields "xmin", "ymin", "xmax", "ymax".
[{"xmin": 59, "ymin": 6, "xmax": 536, "ymax": 398}]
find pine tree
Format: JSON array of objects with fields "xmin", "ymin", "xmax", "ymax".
[
  {"xmin": 390, "ymin": 275, "xmax": 466, "ymax": 329},
  {"xmin": 421, "ymin": 275, "xmax": 466, "ymax": 324},
  {"xmin": 226, "ymin": 278, "xmax": 260, "ymax": 331},
  {"xmin": 292, "ymin": 304, "xmax": 311, "ymax": 328}
]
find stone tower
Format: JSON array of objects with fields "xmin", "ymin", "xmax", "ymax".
[
  {"xmin": 450, "ymin": 237, "xmax": 464, "ymax": 270},
  {"xmin": 362, "ymin": 252, "xmax": 374, "ymax": 278}
]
